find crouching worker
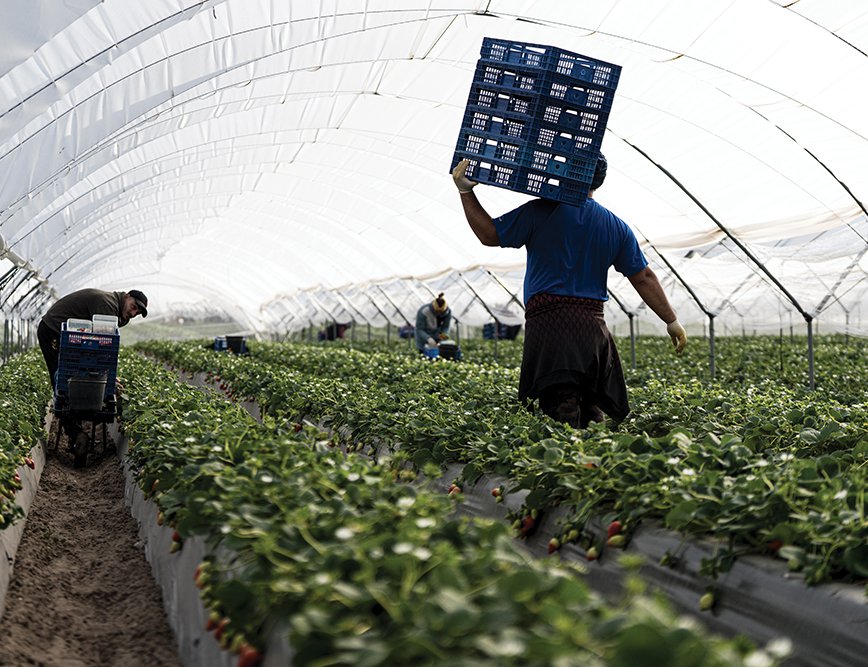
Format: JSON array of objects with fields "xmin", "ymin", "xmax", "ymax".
[{"xmin": 415, "ymin": 293, "xmax": 452, "ymax": 356}]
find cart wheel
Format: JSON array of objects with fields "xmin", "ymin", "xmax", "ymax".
[{"xmin": 73, "ymin": 431, "xmax": 89, "ymax": 468}]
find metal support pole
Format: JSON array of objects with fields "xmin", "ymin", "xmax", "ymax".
[
  {"xmin": 708, "ymin": 315, "xmax": 716, "ymax": 381},
  {"xmin": 806, "ymin": 318, "xmax": 815, "ymax": 391},
  {"xmin": 628, "ymin": 314, "xmax": 636, "ymax": 371},
  {"xmin": 367, "ymin": 323, "xmax": 371, "ymax": 344}
]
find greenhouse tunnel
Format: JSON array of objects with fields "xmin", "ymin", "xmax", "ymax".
[
  {"xmin": 2, "ymin": 4, "xmax": 868, "ymax": 667},
  {"xmin": 1, "ymin": 0, "xmax": 867, "ymax": 367}
]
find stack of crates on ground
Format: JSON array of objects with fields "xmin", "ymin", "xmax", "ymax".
[
  {"xmin": 55, "ymin": 321, "xmax": 120, "ymax": 410},
  {"xmin": 215, "ymin": 334, "xmax": 248, "ymax": 355},
  {"xmin": 451, "ymin": 37, "xmax": 621, "ymax": 206}
]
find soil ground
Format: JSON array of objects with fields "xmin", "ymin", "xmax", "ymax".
[{"xmin": 0, "ymin": 424, "xmax": 181, "ymax": 667}]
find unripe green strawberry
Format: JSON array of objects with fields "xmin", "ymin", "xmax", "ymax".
[
  {"xmin": 547, "ymin": 538, "xmax": 560, "ymax": 554},
  {"xmin": 699, "ymin": 591, "xmax": 715, "ymax": 611},
  {"xmin": 606, "ymin": 534, "xmax": 626, "ymax": 548},
  {"xmin": 586, "ymin": 546, "xmax": 599, "ymax": 561}
]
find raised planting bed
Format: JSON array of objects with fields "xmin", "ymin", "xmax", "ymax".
[{"xmin": 116, "ymin": 350, "xmax": 786, "ymax": 666}]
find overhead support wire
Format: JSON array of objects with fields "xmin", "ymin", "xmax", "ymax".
[
  {"xmin": 374, "ymin": 284, "xmax": 411, "ymax": 326},
  {"xmin": 622, "ymin": 138, "xmax": 817, "ymax": 388},
  {"xmin": 457, "ymin": 272, "xmax": 503, "ymax": 358},
  {"xmin": 813, "ymin": 245, "xmax": 868, "ymax": 317},
  {"xmin": 363, "ymin": 292, "xmax": 394, "ymax": 344},
  {"xmin": 485, "ymin": 269, "xmax": 525, "ymax": 312}
]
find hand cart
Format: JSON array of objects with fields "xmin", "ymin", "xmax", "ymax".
[{"xmin": 51, "ymin": 323, "xmax": 121, "ymax": 468}]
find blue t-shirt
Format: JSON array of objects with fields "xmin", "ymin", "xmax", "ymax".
[{"xmin": 493, "ymin": 199, "xmax": 648, "ymax": 304}]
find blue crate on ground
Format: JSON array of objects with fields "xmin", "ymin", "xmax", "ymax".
[
  {"xmin": 452, "ymin": 37, "xmax": 621, "ymax": 206},
  {"xmin": 55, "ymin": 324, "xmax": 120, "ymax": 400}
]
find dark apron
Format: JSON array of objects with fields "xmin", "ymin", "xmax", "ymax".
[{"xmin": 519, "ymin": 293, "xmax": 629, "ymax": 421}]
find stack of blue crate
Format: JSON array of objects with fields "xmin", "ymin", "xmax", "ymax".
[
  {"xmin": 54, "ymin": 322, "xmax": 120, "ymax": 407},
  {"xmin": 451, "ymin": 38, "xmax": 621, "ymax": 206}
]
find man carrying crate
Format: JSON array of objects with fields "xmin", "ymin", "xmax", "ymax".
[
  {"xmin": 452, "ymin": 156, "xmax": 686, "ymax": 428},
  {"xmin": 37, "ymin": 288, "xmax": 148, "ymax": 392}
]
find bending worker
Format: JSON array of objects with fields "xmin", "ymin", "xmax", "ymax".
[
  {"xmin": 415, "ymin": 293, "xmax": 452, "ymax": 354},
  {"xmin": 452, "ymin": 155, "xmax": 687, "ymax": 428},
  {"xmin": 37, "ymin": 288, "xmax": 149, "ymax": 391}
]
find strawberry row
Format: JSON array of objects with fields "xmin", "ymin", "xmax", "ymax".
[
  {"xmin": 134, "ymin": 339, "xmax": 868, "ymax": 588},
  {"xmin": 118, "ymin": 350, "xmax": 784, "ymax": 666},
  {"xmin": 0, "ymin": 350, "xmax": 52, "ymax": 527}
]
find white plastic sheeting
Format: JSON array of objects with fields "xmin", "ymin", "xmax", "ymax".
[{"xmin": 0, "ymin": 1, "xmax": 866, "ymax": 335}]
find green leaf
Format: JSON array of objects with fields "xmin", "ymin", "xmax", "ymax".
[
  {"xmin": 842, "ymin": 544, "xmax": 868, "ymax": 578},
  {"xmin": 664, "ymin": 501, "xmax": 699, "ymax": 531}
]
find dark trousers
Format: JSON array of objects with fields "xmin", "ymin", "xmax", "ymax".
[
  {"xmin": 37, "ymin": 321, "xmax": 60, "ymax": 390},
  {"xmin": 538, "ymin": 383, "xmax": 606, "ymax": 429}
]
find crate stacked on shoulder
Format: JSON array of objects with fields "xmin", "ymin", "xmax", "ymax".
[
  {"xmin": 452, "ymin": 38, "xmax": 621, "ymax": 206},
  {"xmin": 54, "ymin": 319, "xmax": 120, "ymax": 409}
]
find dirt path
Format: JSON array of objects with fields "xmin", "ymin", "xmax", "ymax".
[{"xmin": 0, "ymin": 433, "xmax": 181, "ymax": 667}]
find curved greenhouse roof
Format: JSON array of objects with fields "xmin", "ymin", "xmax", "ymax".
[{"xmin": 1, "ymin": 0, "xmax": 866, "ymax": 335}]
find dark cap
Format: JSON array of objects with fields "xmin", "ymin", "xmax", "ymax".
[
  {"xmin": 128, "ymin": 289, "xmax": 148, "ymax": 318},
  {"xmin": 591, "ymin": 153, "xmax": 607, "ymax": 190}
]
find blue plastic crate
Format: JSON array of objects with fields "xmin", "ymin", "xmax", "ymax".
[
  {"xmin": 455, "ymin": 128, "xmax": 599, "ymax": 182},
  {"xmin": 56, "ymin": 325, "xmax": 120, "ymax": 400},
  {"xmin": 480, "ymin": 37, "xmax": 621, "ymax": 91},
  {"xmin": 460, "ymin": 105, "xmax": 604, "ymax": 153},
  {"xmin": 471, "ymin": 64, "xmax": 617, "ymax": 117},
  {"xmin": 453, "ymin": 156, "xmax": 594, "ymax": 207}
]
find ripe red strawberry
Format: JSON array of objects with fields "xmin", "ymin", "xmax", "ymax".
[
  {"xmin": 236, "ymin": 645, "xmax": 263, "ymax": 667},
  {"xmin": 172, "ymin": 529, "xmax": 182, "ymax": 543},
  {"xmin": 767, "ymin": 539, "xmax": 783, "ymax": 553},
  {"xmin": 293, "ymin": 423, "xmax": 303, "ymax": 432},
  {"xmin": 607, "ymin": 520, "xmax": 622, "ymax": 538},
  {"xmin": 24, "ymin": 457, "xmax": 35, "ymax": 470},
  {"xmin": 205, "ymin": 611, "xmax": 221, "ymax": 632},
  {"xmin": 491, "ymin": 487, "xmax": 501, "ymax": 498},
  {"xmin": 214, "ymin": 617, "xmax": 231, "ymax": 641},
  {"xmin": 519, "ymin": 515, "xmax": 535, "ymax": 536}
]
